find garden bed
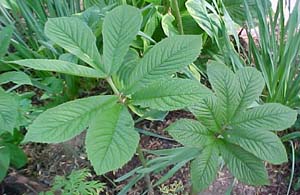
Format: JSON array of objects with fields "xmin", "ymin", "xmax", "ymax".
[{"xmin": 1, "ymin": 110, "xmax": 298, "ymax": 195}]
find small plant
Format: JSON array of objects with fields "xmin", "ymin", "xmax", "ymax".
[
  {"xmin": 11, "ymin": 5, "xmax": 208, "ymax": 179},
  {"xmin": 166, "ymin": 61, "xmax": 297, "ymax": 193},
  {"xmin": 0, "ymin": 79, "xmax": 33, "ymax": 181},
  {"xmin": 39, "ymin": 168, "xmax": 104, "ymax": 195},
  {"xmin": 0, "ymin": 131, "xmax": 27, "ymax": 181},
  {"xmin": 159, "ymin": 180, "xmax": 187, "ymax": 195}
]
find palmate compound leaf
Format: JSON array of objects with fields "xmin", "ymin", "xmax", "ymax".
[
  {"xmin": 224, "ymin": 128, "xmax": 287, "ymax": 164},
  {"xmin": 207, "ymin": 61, "xmax": 238, "ymax": 123},
  {"xmin": 191, "ymin": 144, "xmax": 219, "ymax": 192},
  {"xmin": 103, "ymin": 5, "xmax": 142, "ymax": 75},
  {"xmin": 45, "ymin": 17, "xmax": 105, "ymax": 74},
  {"xmin": 231, "ymin": 103, "xmax": 297, "ymax": 131},
  {"xmin": 168, "ymin": 65, "xmax": 296, "ymax": 192},
  {"xmin": 219, "ymin": 141, "xmax": 269, "ymax": 185},
  {"xmin": 131, "ymin": 78, "xmax": 212, "ymax": 111},
  {"xmin": 11, "ymin": 59, "xmax": 104, "ymax": 78},
  {"xmin": 166, "ymin": 119, "xmax": 215, "ymax": 148},
  {"xmin": 23, "ymin": 95, "xmax": 118, "ymax": 143},
  {"xmin": 125, "ymin": 35, "xmax": 203, "ymax": 94},
  {"xmin": 85, "ymin": 103, "xmax": 139, "ymax": 175}
]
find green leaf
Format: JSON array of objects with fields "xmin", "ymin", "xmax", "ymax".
[
  {"xmin": 0, "ymin": 71, "xmax": 32, "ymax": 86},
  {"xmin": 191, "ymin": 145, "xmax": 219, "ymax": 192},
  {"xmin": 131, "ymin": 78, "xmax": 212, "ymax": 111},
  {"xmin": 126, "ymin": 35, "xmax": 202, "ymax": 94},
  {"xmin": 23, "ymin": 95, "xmax": 117, "ymax": 143},
  {"xmin": 224, "ymin": 128, "xmax": 287, "ymax": 164},
  {"xmin": 129, "ymin": 105, "xmax": 168, "ymax": 122},
  {"xmin": 4, "ymin": 143, "xmax": 27, "ymax": 168},
  {"xmin": 223, "ymin": 0, "xmax": 258, "ymax": 25},
  {"xmin": 86, "ymin": 104, "xmax": 139, "ymax": 175},
  {"xmin": 231, "ymin": 103, "xmax": 297, "ymax": 131},
  {"xmin": 0, "ymin": 90, "xmax": 18, "ymax": 134},
  {"xmin": 103, "ymin": 5, "xmax": 142, "ymax": 74},
  {"xmin": 11, "ymin": 59, "xmax": 104, "ymax": 78},
  {"xmin": 0, "ymin": 146, "xmax": 10, "ymax": 181},
  {"xmin": 0, "ymin": 25, "xmax": 13, "ymax": 58},
  {"xmin": 186, "ymin": 0, "xmax": 220, "ymax": 38},
  {"xmin": 219, "ymin": 142, "xmax": 269, "ymax": 185},
  {"xmin": 207, "ymin": 61, "xmax": 238, "ymax": 122},
  {"xmin": 234, "ymin": 67, "xmax": 265, "ymax": 116},
  {"xmin": 154, "ymin": 159, "xmax": 190, "ymax": 187},
  {"xmin": 189, "ymin": 95, "xmax": 222, "ymax": 133},
  {"xmin": 114, "ymin": 49, "xmax": 140, "ymax": 90},
  {"xmin": 166, "ymin": 119, "xmax": 215, "ymax": 148},
  {"xmin": 161, "ymin": 13, "xmax": 179, "ymax": 37},
  {"xmin": 45, "ymin": 17, "xmax": 104, "ymax": 73}
]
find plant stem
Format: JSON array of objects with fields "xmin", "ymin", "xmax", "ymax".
[
  {"xmin": 137, "ymin": 145, "xmax": 154, "ymax": 195},
  {"xmin": 171, "ymin": 0, "xmax": 184, "ymax": 35},
  {"xmin": 106, "ymin": 76, "xmax": 120, "ymax": 95},
  {"xmin": 106, "ymin": 68, "xmax": 153, "ymax": 194}
]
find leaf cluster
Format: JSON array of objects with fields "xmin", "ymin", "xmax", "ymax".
[
  {"xmin": 14, "ymin": 5, "xmax": 207, "ymax": 177},
  {"xmin": 167, "ymin": 61, "xmax": 297, "ymax": 192}
]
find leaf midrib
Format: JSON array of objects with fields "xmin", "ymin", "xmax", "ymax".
[
  {"xmin": 225, "ymin": 146, "xmax": 261, "ymax": 178},
  {"xmin": 231, "ymin": 110, "xmax": 291, "ymax": 126},
  {"xmin": 128, "ymin": 43, "xmax": 192, "ymax": 91},
  {"xmin": 97, "ymin": 109, "xmax": 122, "ymax": 169},
  {"xmin": 135, "ymin": 91, "xmax": 200, "ymax": 100},
  {"xmin": 234, "ymin": 71, "xmax": 256, "ymax": 116},
  {"xmin": 49, "ymin": 20, "xmax": 102, "ymax": 71},
  {"xmin": 197, "ymin": 147, "xmax": 215, "ymax": 181},
  {"xmin": 31, "ymin": 97, "xmax": 115, "ymax": 131}
]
